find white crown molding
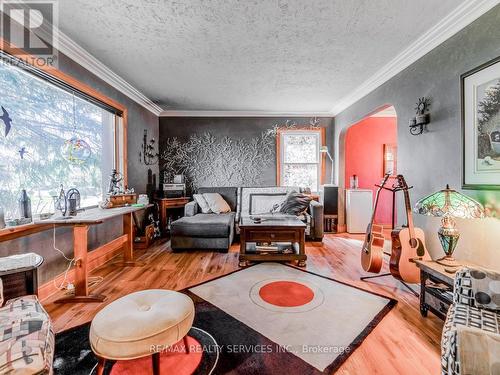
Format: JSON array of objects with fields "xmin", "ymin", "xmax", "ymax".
[
  {"xmin": 160, "ymin": 110, "xmax": 334, "ymax": 118},
  {"xmin": 7, "ymin": 1, "xmax": 164, "ymax": 116},
  {"xmin": 12, "ymin": 0, "xmax": 496, "ymax": 117},
  {"xmin": 331, "ymin": 0, "xmax": 500, "ymax": 116},
  {"xmin": 159, "ymin": 110, "xmax": 334, "ymax": 118},
  {"xmin": 55, "ymin": 30, "xmax": 163, "ymax": 116}
]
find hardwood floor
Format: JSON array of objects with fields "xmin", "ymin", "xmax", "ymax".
[{"xmin": 42, "ymin": 234, "xmax": 443, "ymax": 375}]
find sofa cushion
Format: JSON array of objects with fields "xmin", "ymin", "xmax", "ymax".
[
  {"xmin": 193, "ymin": 194, "xmax": 212, "ymax": 213},
  {"xmin": 240, "ymin": 187, "xmax": 298, "ymax": 216},
  {"xmin": 172, "ymin": 213, "xmax": 235, "ymax": 238},
  {"xmin": 203, "ymin": 193, "xmax": 231, "ymax": 214},
  {"xmin": 280, "ymin": 191, "xmax": 313, "ymax": 216},
  {"xmin": 198, "ymin": 187, "xmax": 238, "ymax": 212}
]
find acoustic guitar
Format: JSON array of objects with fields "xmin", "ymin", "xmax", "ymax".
[
  {"xmin": 361, "ymin": 173, "xmax": 390, "ymax": 273},
  {"xmin": 389, "ymin": 175, "xmax": 431, "ymax": 283}
]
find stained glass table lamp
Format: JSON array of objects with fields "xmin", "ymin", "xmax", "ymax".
[{"xmin": 414, "ymin": 185, "xmax": 484, "ymax": 266}]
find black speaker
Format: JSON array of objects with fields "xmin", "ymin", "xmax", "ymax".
[{"xmin": 321, "ymin": 185, "xmax": 338, "ymax": 215}]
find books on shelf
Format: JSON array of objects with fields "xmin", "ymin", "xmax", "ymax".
[
  {"xmin": 255, "ymin": 244, "xmax": 279, "ymax": 252},
  {"xmin": 252, "ymin": 242, "xmax": 295, "ymax": 254}
]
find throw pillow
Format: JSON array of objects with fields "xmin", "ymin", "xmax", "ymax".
[
  {"xmin": 202, "ymin": 193, "xmax": 232, "ymax": 214},
  {"xmin": 249, "ymin": 193, "xmax": 288, "ymax": 215},
  {"xmin": 193, "ymin": 194, "xmax": 212, "ymax": 214},
  {"xmin": 468, "ymin": 267, "xmax": 500, "ymax": 311},
  {"xmin": 280, "ymin": 191, "xmax": 312, "ymax": 216}
]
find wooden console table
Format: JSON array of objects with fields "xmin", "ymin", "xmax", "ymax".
[
  {"xmin": 155, "ymin": 197, "xmax": 190, "ymax": 236},
  {"xmin": 239, "ymin": 217, "xmax": 306, "ymax": 268},
  {"xmin": 33, "ymin": 205, "xmax": 150, "ymax": 304}
]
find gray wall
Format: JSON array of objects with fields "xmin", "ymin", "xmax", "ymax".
[
  {"xmin": 0, "ymin": 51, "xmax": 159, "ymax": 284},
  {"xmin": 159, "ymin": 117, "xmax": 334, "ymax": 190},
  {"xmin": 334, "ymin": 6, "xmax": 500, "ymax": 269}
]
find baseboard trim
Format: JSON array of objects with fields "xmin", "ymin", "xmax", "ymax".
[{"xmin": 38, "ymin": 235, "xmax": 128, "ymax": 301}]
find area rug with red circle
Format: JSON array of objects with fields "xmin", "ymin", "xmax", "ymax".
[{"xmin": 53, "ymin": 263, "xmax": 396, "ymax": 374}]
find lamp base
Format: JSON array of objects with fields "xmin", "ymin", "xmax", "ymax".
[{"xmin": 436, "ymin": 256, "xmax": 461, "ymax": 267}]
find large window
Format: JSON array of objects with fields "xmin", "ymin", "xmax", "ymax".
[
  {"xmin": 278, "ymin": 130, "xmax": 323, "ymax": 192},
  {"xmin": 0, "ymin": 55, "xmax": 123, "ymax": 219}
]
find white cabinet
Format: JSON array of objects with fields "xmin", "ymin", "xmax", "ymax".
[{"xmin": 346, "ymin": 189, "xmax": 373, "ymax": 233}]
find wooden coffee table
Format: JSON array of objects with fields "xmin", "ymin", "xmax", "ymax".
[{"xmin": 239, "ymin": 216, "xmax": 306, "ymax": 267}]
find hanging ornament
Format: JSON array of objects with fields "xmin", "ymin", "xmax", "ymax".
[
  {"xmin": 62, "ymin": 136, "xmax": 91, "ymax": 164},
  {"xmin": 62, "ymin": 92, "xmax": 91, "ymax": 165}
]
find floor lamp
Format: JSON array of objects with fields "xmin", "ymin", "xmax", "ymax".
[{"xmin": 320, "ymin": 146, "xmax": 334, "ymax": 185}]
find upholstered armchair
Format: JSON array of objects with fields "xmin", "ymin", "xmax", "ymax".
[
  {"xmin": 441, "ymin": 267, "xmax": 500, "ymax": 375},
  {"xmin": 0, "ymin": 287, "xmax": 54, "ymax": 374}
]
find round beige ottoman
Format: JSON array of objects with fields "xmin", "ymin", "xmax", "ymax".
[{"xmin": 90, "ymin": 289, "xmax": 195, "ymax": 375}]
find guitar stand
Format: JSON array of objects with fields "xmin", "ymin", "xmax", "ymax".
[
  {"xmin": 360, "ymin": 273, "xmax": 419, "ymax": 297},
  {"xmin": 375, "ymin": 181, "xmax": 410, "ymax": 230}
]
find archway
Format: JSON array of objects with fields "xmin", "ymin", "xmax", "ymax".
[{"xmin": 338, "ymin": 105, "xmax": 398, "ymax": 233}]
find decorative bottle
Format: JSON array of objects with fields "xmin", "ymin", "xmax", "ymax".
[
  {"xmin": 0, "ymin": 207, "xmax": 5, "ymax": 229},
  {"xmin": 18, "ymin": 189, "xmax": 32, "ymax": 220}
]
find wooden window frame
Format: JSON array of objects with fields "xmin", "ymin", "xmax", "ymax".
[
  {"xmin": 276, "ymin": 127, "xmax": 326, "ymax": 191},
  {"xmin": 0, "ymin": 39, "xmax": 128, "ymax": 241}
]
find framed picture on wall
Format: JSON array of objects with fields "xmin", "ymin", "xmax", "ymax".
[
  {"xmin": 461, "ymin": 56, "xmax": 500, "ymax": 190},
  {"xmin": 383, "ymin": 143, "xmax": 397, "ymax": 177}
]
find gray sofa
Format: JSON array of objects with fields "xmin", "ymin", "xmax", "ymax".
[{"xmin": 171, "ymin": 186, "xmax": 324, "ymax": 252}]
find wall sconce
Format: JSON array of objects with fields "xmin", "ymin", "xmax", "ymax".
[
  {"xmin": 409, "ymin": 97, "xmax": 431, "ymax": 136},
  {"xmin": 139, "ymin": 129, "xmax": 159, "ymax": 165}
]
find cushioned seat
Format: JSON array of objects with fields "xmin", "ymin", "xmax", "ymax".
[
  {"xmin": 90, "ymin": 289, "xmax": 194, "ymax": 361},
  {"xmin": 172, "ymin": 213, "xmax": 235, "ymax": 238},
  {"xmin": 0, "ymin": 295, "xmax": 54, "ymax": 375}
]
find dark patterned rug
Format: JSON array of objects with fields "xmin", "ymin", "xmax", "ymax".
[{"xmin": 54, "ymin": 267, "xmax": 397, "ymax": 374}]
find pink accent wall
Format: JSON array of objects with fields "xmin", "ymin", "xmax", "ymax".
[{"xmin": 345, "ymin": 116, "xmax": 397, "ymax": 225}]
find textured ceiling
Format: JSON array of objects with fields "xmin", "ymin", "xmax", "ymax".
[{"xmin": 58, "ymin": 0, "xmax": 466, "ymax": 112}]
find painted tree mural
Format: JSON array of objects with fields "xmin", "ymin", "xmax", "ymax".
[{"xmin": 160, "ymin": 119, "xmax": 320, "ymax": 193}]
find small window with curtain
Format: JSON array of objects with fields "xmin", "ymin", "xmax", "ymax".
[
  {"xmin": 0, "ymin": 53, "xmax": 125, "ymax": 218},
  {"xmin": 278, "ymin": 129, "xmax": 323, "ymax": 192}
]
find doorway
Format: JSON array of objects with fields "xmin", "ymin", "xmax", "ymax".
[{"xmin": 343, "ymin": 106, "xmax": 398, "ymax": 233}]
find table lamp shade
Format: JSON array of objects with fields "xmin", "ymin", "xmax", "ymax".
[
  {"xmin": 414, "ymin": 185, "xmax": 484, "ymax": 267},
  {"xmin": 414, "ymin": 185, "xmax": 484, "ymax": 219}
]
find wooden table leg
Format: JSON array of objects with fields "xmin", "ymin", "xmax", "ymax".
[
  {"xmin": 183, "ymin": 335, "xmax": 190, "ymax": 354},
  {"xmin": 117, "ymin": 212, "xmax": 144, "ymax": 267},
  {"xmin": 96, "ymin": 357, "xmax": 106, "ymax": 375},
  {"xmin": 298, "ymin": 228, "xmax": 307, "ymax": 267},
  {"xmin": 160, "ymin": 203, "xmax": 167, "ymax": 237},
  {"xmin": 123, "ymin": 213, "xmax": 134, "ymax": 264},
  {"xmin": 420, "ymin": 269, "xmax": 428, "ymax": 317},
  {"xmin": 55, "ymin": 225, "xmax": 105, "ymax": 303},
  {"xmin": 74, "ymin": 225, "xmax": 89, "ymax": 296},
  {"xmin": 239, "ymin": 228, "xmax": 248, "ymax": 267}
]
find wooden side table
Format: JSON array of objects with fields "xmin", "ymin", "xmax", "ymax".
[
  {"xmin": 155, "ymin": 197, "xmax": 190, "ymax": 236},
  {"xmin": 0, "ymin": 253, "xmax": 43, "ymax": 302},
  {"xmin": 415, "ymin": 260, "xmax": 476, "ymax": 320}
]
